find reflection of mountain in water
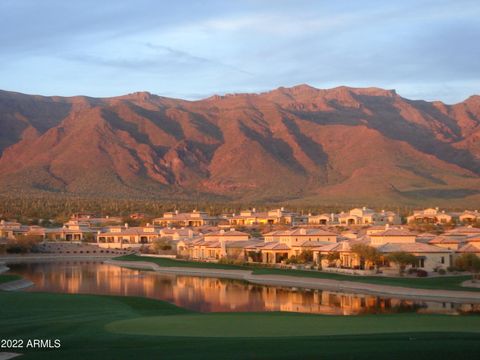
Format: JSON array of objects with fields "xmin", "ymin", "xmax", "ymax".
[{"xmin": 9, "ymin": 261, "xmax": 480, "ymax": 315}]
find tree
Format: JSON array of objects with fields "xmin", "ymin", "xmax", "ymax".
[
  {"xmin": 455, "ymin": 254, "xmax": 480, "ymax": 281},
  {"xmin": 386, "ymin": 251, "xmax": 419, "ymax": 275},
  {"xmin": 6, "ymin": 235, "xmax": 41, "ymax": 254},
  {"xmin": 297, "ymin": 250, "xmax": 313, "ymax": 263},
  {"xmin": 82, "ymin": 232, "xmax": 96, "ymax": 243},
  {"xmin": 152, "ymin": 237, "xmax": 173, "ymax": 253},
  {"xmin": 350, "ymin": 244, "xmax": 381, "ymax": 270},
  {"xmin": 326, "ymin": 252, "xmax": 340, "ymax": 262}
]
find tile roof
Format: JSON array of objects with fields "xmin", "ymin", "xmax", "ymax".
[
  {"xmin": 375, "ymin": 242, "xmax": 452, "ymax": 253},
  {"xmin": 446, "ymin": 226, "xmax": 480, "ymax": 235},
  {"xmin": 255, "ymin": 241, "xmax": 291, "ymax": 251},
  {"xmin": 204, "ymin": 230, "xmax": 250, "ymax": 237},
  {"xmin": 264, "ymin": 229, "xmax": 337, "ymax": 237},
  {"xmin": 457, "ymin": 243, "xmax": 480, "ymax": 253},
  {"xmin": 369, "ymin": 229, "xmax": 416, "ymax": 237},
  {"xmin": 428, "ymin": 235, "xmax": 467, "ymax": 244},
  {"xmin": 294, "ymin": 240, "xmax": 334, "ymax": 248}
]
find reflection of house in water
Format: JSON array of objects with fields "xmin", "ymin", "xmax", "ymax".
[
  {"xmin": 258, "ymin": 287, "xmax": 424, "ymax": 315},
  {"xmin": 14, "ymin": 262, "xmax": 480, "ymax": 316}
]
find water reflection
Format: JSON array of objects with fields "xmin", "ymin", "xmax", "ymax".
[{"xmin": 8, "ymin": 261, "xmax": 480, "ymax": 315}]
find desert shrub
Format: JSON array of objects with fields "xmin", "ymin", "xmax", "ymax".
[
  {"xmin": 447, "ymin": 266, "xmax": 462, "ymax": 272},
  {"xmin": 297, "ymin": 250, "xmax": 313, "ymax": 263},
  {"xmin": 152, "ymin": 237, "xmax": 173, "ymax": 253},
  {"xmin": 218, "ymin": 258, "xmax": 236, "ymax": 265},
  {"xmin": 6, "ymin": 236, "xmax": 41, "ymax": 254},
  {"xmin": 286, "ymin": 256, "xmax": 299, "ymax": 264}
]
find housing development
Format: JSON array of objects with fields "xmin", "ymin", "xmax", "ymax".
[{"xmin": 2, "ymin": 207, "xmax": 479, "ymax": 274}]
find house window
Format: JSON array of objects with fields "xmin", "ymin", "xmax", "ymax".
[
  {"xmin": 441, "ymin": 256, "xmax": 444, "ymax": 264},
  {"xmin": 419, "ymin": 258, "xmax": 425, "ymax": 268}
]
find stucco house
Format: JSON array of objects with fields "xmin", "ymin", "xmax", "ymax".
[
  {"xmin": 459, "ymin": 210, "xmax": 480, "ymax": 224},
  {"xmin": 407, "ymin": 208, "xmax": 454, "ymax": 224},
  {"xmin": 96, "ymin": 224, "xmax": 161, "ymax": 248},
  {"xmin": 154, "ymin": 210, "xmax": 220, "ymax": 227},
  {"xmin": 228, "ymin": 208, "xmax": 305, "ymax": 226},
  {"xmin": 313, "ymin": 228, "xmax": 453, "ymax": 272},
  {"xmin": 204, "ymin": 229, "xmax": 250, "ymax": 242},
  {"xmin": 307, "ymin": 213, "xmax": 338, "ymax": 225},
  {"xmin": 264, "ymin": 228, "xmax": 338, "ymax": 244},
  {"xmin": 0, "ymin": 220, "xmax": 25, "ymax": 239}
]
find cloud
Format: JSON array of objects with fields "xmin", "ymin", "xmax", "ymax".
[{"xmin": 0, "ymin": 0, "xmax": 479, "ymax": 103}]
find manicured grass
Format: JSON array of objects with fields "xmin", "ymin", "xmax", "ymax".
[
  {"xmin": 115, "ymin": 254, "xmax": 249, "ymax": 270},
  {"xmin": 251, "ymin": 268, "xmax": 478, "ymax": 291},
  {"xmin": 107, "ymin": 312, "xmax": 480, "ymax": 338},
  {"xmin": 0, "ymin": 273, "xmax": 21, "ymax": 284},
  {"xmin": 1, "ymin": 291, "xmax": 480, "ymax": 359},
  {"xmin": 116, "ymin": 255, "xmax": 477, "ymax": 291}
]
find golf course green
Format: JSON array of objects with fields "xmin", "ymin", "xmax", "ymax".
[
  {"xmin": 2, "ymin": 289, "xmax": 480, "ymax": 359},
  {"xmin": 107, "ymin": 312, "xmax": 480, "ymax": 337}
]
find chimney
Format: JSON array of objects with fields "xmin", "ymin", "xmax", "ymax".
[
  {"xmin": 385, "ymin": 224, "xmax": 390, "ymax": 230},
  {"xmin": 175, "ymin": 210, "xmax": 179, "ymax": 215},
  {"xmin": 124, "ymin": 223, "xmax": 129, "ymax": 228},
  {"xmin": 281, "ymin": 207, "xmax": 284, "ymax": 211},
  {"xmin": 252, "ymin": 207, "xmax": 256, "ymax": 212}
]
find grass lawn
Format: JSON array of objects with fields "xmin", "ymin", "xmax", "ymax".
[
  {"xmin": 115, "ymin": 254, "xmax": 249, "ymax": 270},
  {"xmin": 0, "ymin": 273, "xmax": 21, "ymax": 284},
  {"xmin": 2, "ymin": 291, "xmax": 480, "ymax": 359},
  {"xmin": 108, "ymin": 312, "xmax": 480, "ymax": 337},
  {"xmin": 115, "ymin": 254, "xmax": 477, "ymax": 291}
]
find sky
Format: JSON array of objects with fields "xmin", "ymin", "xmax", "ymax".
[{"xmin": 1, "ymin": 0, "xmax": 479, "ymax": 104}]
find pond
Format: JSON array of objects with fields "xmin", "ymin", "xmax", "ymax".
[{"xmin": 7, "ymin": 261, "xmax": 480, "ymax": 315}]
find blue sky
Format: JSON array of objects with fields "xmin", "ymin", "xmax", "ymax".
[{"xmin": 1, "ymin": 0, "xmax": 479, "ymax": 103}]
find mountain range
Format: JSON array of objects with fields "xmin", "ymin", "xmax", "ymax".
[{"xmin": 0, "ymin": 84, "xmax": 479, "ymax": 206}]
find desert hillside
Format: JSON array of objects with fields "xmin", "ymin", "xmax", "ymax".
[{"xmin": 0, "ymin": 85, "xmax": 479, "ymax": 206}]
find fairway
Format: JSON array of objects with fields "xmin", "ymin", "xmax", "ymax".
[
  {"xmin": 106, "ymin": 313, "xmax": 480, "ymax": 338},
  {"xmin": 2, "ymin": 291, "xmax": 480, "ymax": 359}
]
